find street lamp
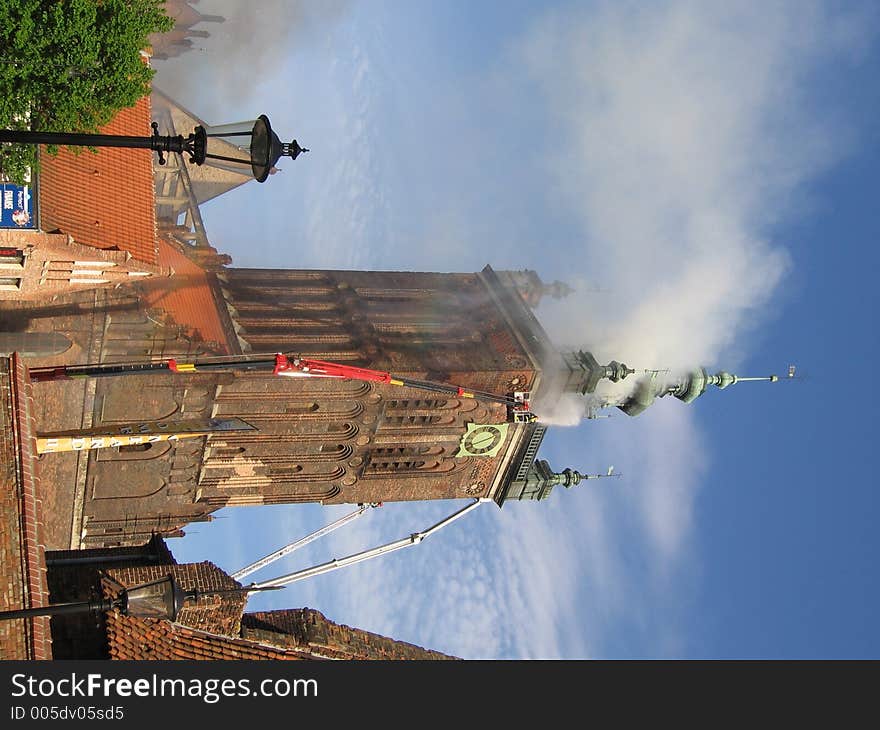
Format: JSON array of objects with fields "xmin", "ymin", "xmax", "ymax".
[
  {"xmin": 0, "ymin": 115, "xmax": 307, "ymax": 182},
  {"xmin": 0, "ymin": 574, "xmax": 282, "ymax": 622},
  {"xmin": 197, "ymin": 116, "xmax": 308, "ymax": 182}
]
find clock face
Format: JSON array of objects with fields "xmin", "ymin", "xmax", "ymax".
[
  {"xmin": 464, "ymin": 426, "xmax": 503, "ymax": 454},
  {"xmin": 456, "ymin": 423, "xmax": 509, "ymax": 458}
]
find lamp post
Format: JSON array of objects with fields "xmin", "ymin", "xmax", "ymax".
[
  {"xmin": 0, "ymin": 574, "xmax": 282, "ymax": 622},
  {"xmin": 0, "ymin": 116, "xmax": 307, "ymax": 182}
]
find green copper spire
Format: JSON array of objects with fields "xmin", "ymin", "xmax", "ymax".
[
  {"xmin": 503, "ymin": 460, "xmax": 617, "ymax": 502},
  {"xmin": 616, "ymin": 368, "xmax": 787, "ymax": 416}
]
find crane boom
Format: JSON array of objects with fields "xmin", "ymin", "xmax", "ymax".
[
  {"xmin": 250, "ymin": 499, "xmax": 490, "ymax": 589},
  {"xmin": 231, "ymin": 503, "xmax": 379, "ymax": 581},
  {"xmin": 28, "ymin": 352, "xmax": 537, "ymax": 421}
]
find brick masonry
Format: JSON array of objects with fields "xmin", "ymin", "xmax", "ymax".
[
  {"xmin": 0, "ymin": 229, "xmax": 167, "ymax": 303},
  {"xmin": 0, "ymin": 355, "xmax": 51, "ymax": 659},
  {"xmin": 5, "ymin": 259, "xmax": 553, "ymax": 549},
  {"xmin": 45, "ymin": 537, "xmax": 453, "ymax": 660},
  {"xmin": 242, "ymin": 609, "xmax": 456, "ymax": 660}
]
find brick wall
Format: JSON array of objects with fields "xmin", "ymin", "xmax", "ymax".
[
  {"xmin": 106, "ymin": 561, "xmax": 247, "ymax": 637},
  {"xmin": 0, "ymin": 229, "xmax": 165, "ymax": 303},
  {"xmin": 45, "ymin": 535, "xmax": 176, "ymax": 658},
  {"xmin": 46, "ymin": 558, "xmax": 247, "ymax": 658},
  {"xmin": 7, "ymin": 263, "xmax": 551, "ymax": 548},
  {"xmin": 41, "ymin": 540, "xmax": 453, "ymax": 660},
  {"xmin": 0, "ymin": 355, "xmax": 51, "ymax": 659},
  {"xmin": 242, "ymin": 609, "xmax": 457, "ymax": 660}
]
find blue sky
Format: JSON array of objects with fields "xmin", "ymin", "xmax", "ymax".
[{"xmin": 153, "ymin": 0, "xmax": 880, "ymax": 658}]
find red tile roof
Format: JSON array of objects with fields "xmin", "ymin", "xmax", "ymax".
[
  {"xmin": 38, "ymin": 96, "xmax": 158, "ymax": 266},
  {"xmin": 106, "ymin": 614, "xmax": 313, "ymax": 660},
  {"xmin": 144, "ymin": 239, "xmax": 232, "ymax": 352}
]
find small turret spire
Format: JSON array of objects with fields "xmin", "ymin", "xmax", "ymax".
[
  {"xmin": 562, "ymin": 350, "xmax": 635, "ymax": 395},
  {"xmin": 502, "ymin": 460, "xmax": 619, "ymax": 502}
]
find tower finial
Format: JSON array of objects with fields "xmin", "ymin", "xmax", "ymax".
[{"xmin": 550, "ymin": 465, "xmax": 620, "ymax": 488}]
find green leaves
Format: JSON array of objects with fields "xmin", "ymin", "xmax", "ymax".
[{"xmin": 0, "ymin": 0, "xmax": 174, "ymax": 184}]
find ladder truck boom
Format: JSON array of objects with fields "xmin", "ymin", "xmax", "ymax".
[{"xmin": 28, "ymin": 352, "xmax": 538, "ymax": 421}]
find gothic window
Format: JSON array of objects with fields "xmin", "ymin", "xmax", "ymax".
[
  {"xmin": 118, "ymin": 443, "xmax": 153, "ymax": 453},
  {"xmin": 373, "ymin": 323, "xmax": 456, "ymax": 333},
  {"xmin": 268, "ymin": 466, "xmax": 303, "ymax": 476},
  {"xmin": 367, "ymin": 460, "xmax": 429, "ymax": 472},
  {"xmin": 301, "ymin": 350, "xmax": 363, "ymax": 361},
  {"xmin": 211, "ymin": 446, "xmax": 246, "ymax": 458},
  {"xmin": 372, "ymin": 446, "xmax": 433, "ymax": 457},
  {"xmin": 285, "ymin": 402, "xmax": 320, "ymax": 413},
  {"xmin": 384, "ymin": 415, "xmax": 444, "ymax": 426},
  {"xmin": 97, "ymin": 441, "xmax": 171, "ymax": 462},
  {"xmin": 362, "ymin": 446, "xmax": 448, "ymax": 476},
  {"xmin": 386, "ymin": 399, "xmax": 449, "ymax": 410}
]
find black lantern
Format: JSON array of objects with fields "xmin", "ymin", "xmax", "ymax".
[
  {"xmin": 0, "ymin": 574, "xmax": 281, "ymax": 622},
  {"xmin": 197, "ymin": 116, "xmax": 308, "ymax": 182},
  {"xmin": 0, "ymin": 115, "xmax": 307, "ymax": 183},
  {"xmin": 120, "ymin": 575, "xmax": 186, "ymax": 621}
]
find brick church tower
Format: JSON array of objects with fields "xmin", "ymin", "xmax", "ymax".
[
  {"xmin": 12, "ymin": 236, "xmax": 617, "ymax": 549},
  {"xmin": 201, "ymin": 265, "xmax": 550, "ymax": 505},
  {"xmin": 59, "ymin": 259, "xmax": 617, "ymax": 548}
]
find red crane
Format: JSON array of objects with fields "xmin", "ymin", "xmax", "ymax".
[{"xmin": 29, "ymin": 352, "xmax": 537, "ymax": 422}]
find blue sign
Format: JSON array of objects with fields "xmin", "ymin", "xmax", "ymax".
[{"xmin": 1, "ymin": 179, "xmax": 36, "ymax": 229}]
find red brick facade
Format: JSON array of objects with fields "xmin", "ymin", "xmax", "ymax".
[
  {"xmin": 106, "ymin": 562, "xmax": 247, "ymax": 636},
  {"xmin": 5, "ymin": 255, "xmax": 556, "ymax": 549},
  {"xmin": 0, "ymin": 355, "xmax": 51, "ymax": 659},
  {"xmin": 4, "ymin": 91, "xmax": 566, "ymax": 550},
  {"xmin": 0, "ymin": 229, "xmax": 167, "ymax": 302}
]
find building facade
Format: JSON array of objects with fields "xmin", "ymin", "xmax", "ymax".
[
  {"xmin": 22, "ymin": 253, "xmax": 607, "ymax": 549},
  {"xmin": 0, "ymin": 84, "xmax": 621, "ymax": 552}
]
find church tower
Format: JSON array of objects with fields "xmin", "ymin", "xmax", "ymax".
[{"xmin": 48, "ymin": 260, "xmax": 622, "ymax": 548}]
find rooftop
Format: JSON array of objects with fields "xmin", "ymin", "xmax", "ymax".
[{"xmin": 38, "ymin": 96, "xmax": 158, "ymax": 266}]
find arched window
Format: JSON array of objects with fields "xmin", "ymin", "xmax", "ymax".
[{"xmin": 118, "ymin": 443, "xmax": 153, "ymax": 453}]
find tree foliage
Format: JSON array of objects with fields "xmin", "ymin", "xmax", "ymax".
[{"xmin": 0, "ymin": 0, "xmax": 173, "ymax": 184}]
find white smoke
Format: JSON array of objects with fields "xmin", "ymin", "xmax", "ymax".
[
  {"xmin": 528, "ymin": 0, "xmax": 866, "ymax": 379},
  {"xmin": 152, "ymin": 0, "xmax": 351, "ymax": 120}
]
